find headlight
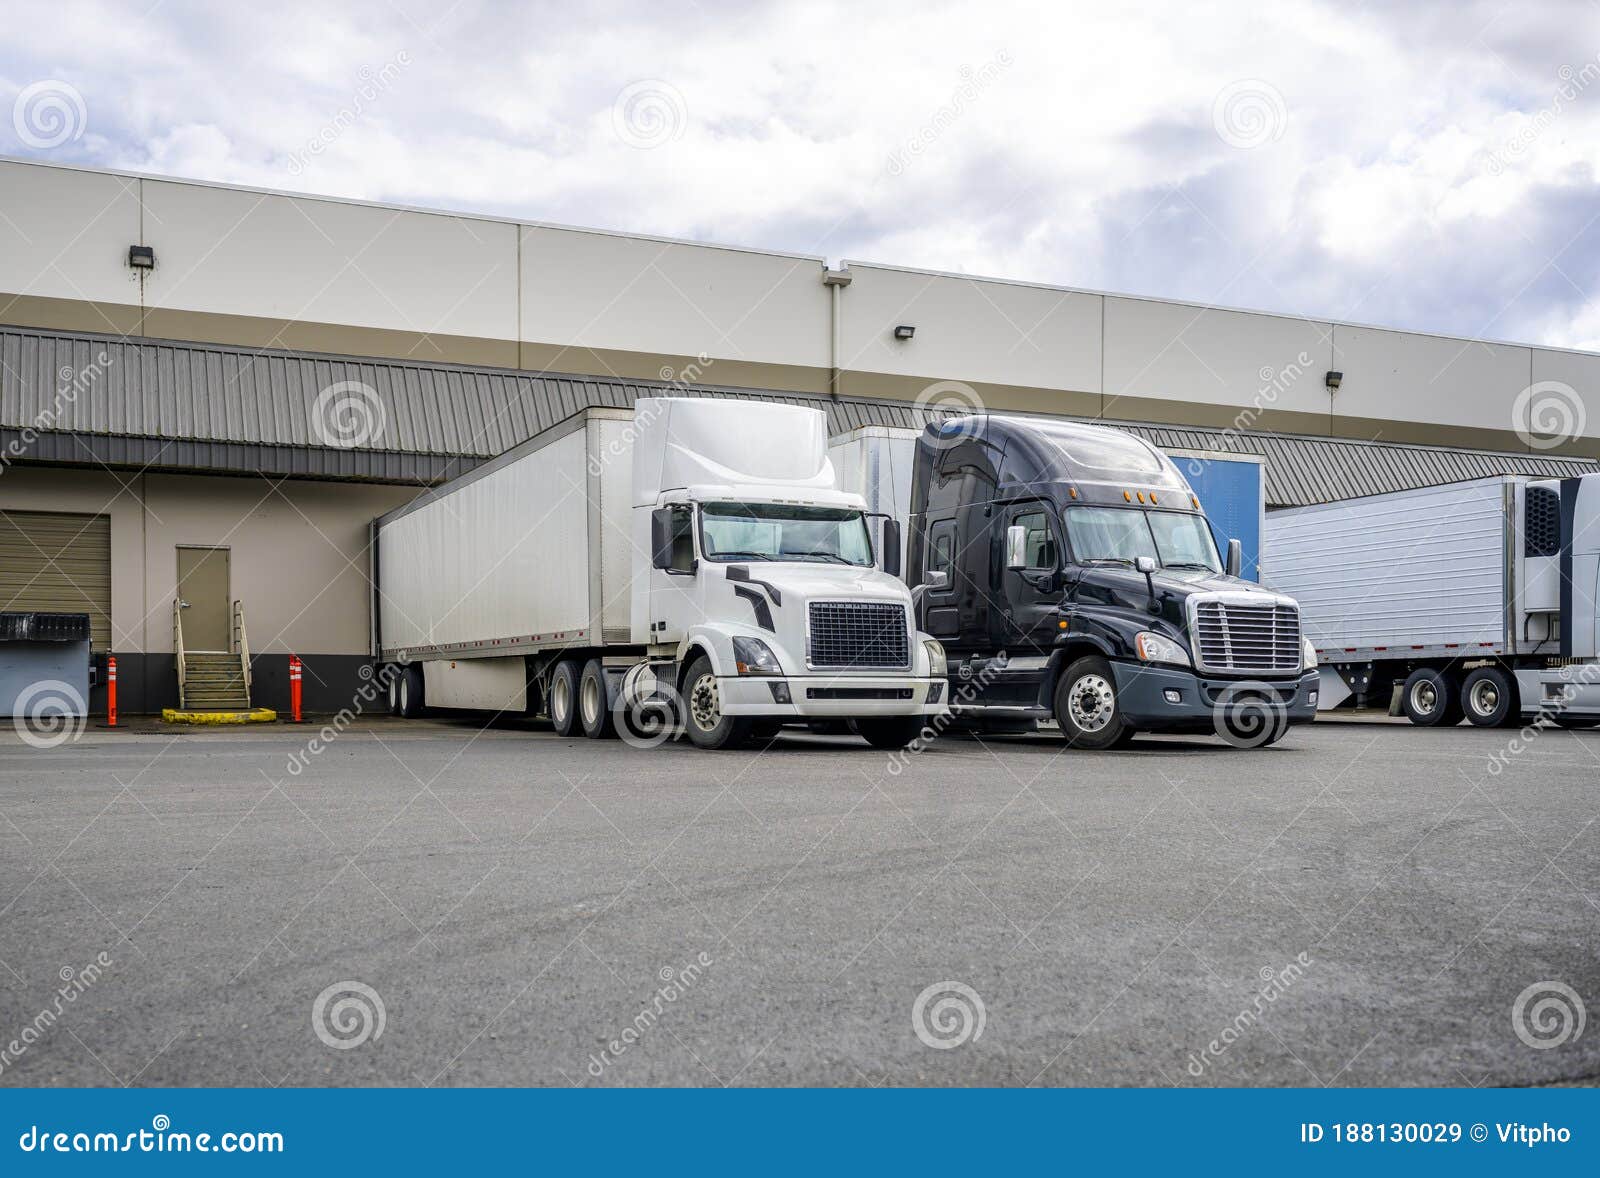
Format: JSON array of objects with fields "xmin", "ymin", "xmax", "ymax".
[
  {"xmin": 1135, "ymin": 630, "xmax": 1191, "ymax": 667},
  {"xmin": 731, "ymin": 636, "xmax": 782, "ymax": 676},
  {"xmin": 922, "ymin": 639, "xmax": 948, "ymax": 677},
  {"xmin": 1302, "ymin": 636, "xmax": 1318, "ymax": 671}
]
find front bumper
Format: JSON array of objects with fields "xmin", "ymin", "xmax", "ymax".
[
  {"xmin": 1109, "ymin": 662, "xmax": 1319, "ymax": 730},
  {"xmin": 718, "ymin": 674, "xmax": 948, "ymax": 718}
]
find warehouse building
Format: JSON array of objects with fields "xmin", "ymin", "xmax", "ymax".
[{"xmin": 2, "ymin": 157, "xmax": 1597, "ymax": 714}]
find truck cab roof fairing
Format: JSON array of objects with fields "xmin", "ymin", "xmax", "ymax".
[{"xmin": 631, "ymin": 397, "xmax": 837, "ymax": 508}]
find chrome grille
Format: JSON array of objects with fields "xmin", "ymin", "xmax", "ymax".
[
  {"xmin": 807, "ymin": 601, "xmax": 910, "ymax": 669},
  {"xmin": 1192, "ymin": 599, "xmax": 1301, "ymax": 674}
]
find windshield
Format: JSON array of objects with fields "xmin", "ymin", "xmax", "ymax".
[
  {"xmin": 1066, "ymin": 507, "xmax": 1222, "ymax": 573},
  {"xmin": 700, "ymin": 501, "xmax": 874, "ymax": 566}
]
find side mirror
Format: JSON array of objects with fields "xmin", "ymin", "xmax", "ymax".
[
  {"xmin": 1135, "ymin": 555, "xmax": 1157, "ymax": 575},
  {"xmin": 1225, "ymin": 538, "xmax": 1243, "ymax": 578},
  {"xmin": 650, "ymin": 508, "xmax": 674, "ymax": 570},
  {"xmin": 1005, "ymin": 524, "xmax": 1028, "ymax": 570},
  {"xmin": 880, "ymin": 518, "xmax": 902, "ymax": 578},
  {"xmin": 924, "ymin": 570, "xmax": 950, "ymax": 592}
]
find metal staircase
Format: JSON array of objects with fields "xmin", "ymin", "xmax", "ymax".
[{"xmin": 173, "ymin": 598, "xmax": 254, "ymax": 712}]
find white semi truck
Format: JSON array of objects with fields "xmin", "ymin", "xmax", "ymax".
[
  {"xmin": 1262, "ymin": 473, "xmax": 1600, "ymax": 727},
  {"xmin": 371, "ymin": 398, "xmax": 948, "ymax": 749}
]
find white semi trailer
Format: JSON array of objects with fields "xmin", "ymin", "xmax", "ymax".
[
  {"xmin": 372, "ymin": 398, "xmax": 948, "ymax": 749},
  {"xmin": 1262, "ymin": 474, "xmax": 1600, "ymax": 727}
]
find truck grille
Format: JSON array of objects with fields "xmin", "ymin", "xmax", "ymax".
[
  {"xmin": 1192, "ymin": 600, "xmax": 1301, "ymax": 674},
  {"xmin": 807, "ymin": 601, "xmax": 910, "ymax": 669}
]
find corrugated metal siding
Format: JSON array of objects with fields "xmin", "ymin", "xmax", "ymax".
[{"xmin": 3, "ymin": 324, "xmax": 1595, "ymax": 503}]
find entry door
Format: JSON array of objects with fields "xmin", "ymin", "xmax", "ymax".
[
  {"xmin": 1000, "ymin": 502, "xmax": 1063, "ymax": 651},
  {"xmin": 177, "ymin": 547, "xmax": 231, "ymax": 651}
]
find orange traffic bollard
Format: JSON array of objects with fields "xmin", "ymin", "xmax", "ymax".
[
  {"xmin": 106, "ymin": 655, "xmax": 117, "ymax": 728},
  {"xmin": 289, "ymin": 654, "xmax": 302, "ymax": 723}
]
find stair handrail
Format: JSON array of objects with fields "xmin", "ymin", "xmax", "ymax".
[
  {"xmin": 173, "ymin": 597, "xmax": 188, "ymax": 709},
  {"xmin": 232, "ymin": 599, "xmax": 252, "ymax": 703}
]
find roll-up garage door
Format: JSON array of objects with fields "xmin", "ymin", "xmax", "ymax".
[{"xmin": 0, "ymin": 511, "xmax": 112, "ymax": 649}]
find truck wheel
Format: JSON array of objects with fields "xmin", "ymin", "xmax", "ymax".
[
  {"xmin": 1401, "ymin": 668, "xmax": 1463, "ymax": 726},
  {"xmin": 549, "ymin": 659, "xmax": 581, "ymax": 737},
  {"xmin": 579, "ymin": 659, "xmax": 616, "ymax": 739},
  {"xmin": 387, "ymin": 667, "xmax": 401, "ymax": 715},
  {"xmin": 1053, "ymin": 656, "xmax": 1135, "ymax": 749},
  {"xmin": 681, "ymin": 655, "xmax": 752, "ymax": 750},
  {"xmin": 850, "ymin": 716, "xmax": 926, "ymax": 749},
  {"xmin": 398, "ymin": 663, "xmax": 426, "ymax": 718},
  {"xmin": 1461, "ymin": 667, "xmax": 1517, "ymax": 727}
]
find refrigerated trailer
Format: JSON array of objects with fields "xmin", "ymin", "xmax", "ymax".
[
  {"xmin": 1261, "ymin": 474, "xmax": 1600, "ymax": 727},
  {"xmin": 372, "ymin": 398, "xmax": 948, "ymax": 749}
]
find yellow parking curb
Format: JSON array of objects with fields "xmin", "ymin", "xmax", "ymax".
[{"xmin": 161, "ymin": 708, "xmax": 278, "ymax": 725}]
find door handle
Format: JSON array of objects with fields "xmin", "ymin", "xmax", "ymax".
[{"xmin": 179, "ymin": 600, "xmax": 191, "ymax": 608}]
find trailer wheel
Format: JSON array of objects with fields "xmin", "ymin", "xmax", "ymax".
[
  {"xmin": 1401, "ymin": 668, "xmax": 1463, "ymax": 726},
  {"xmin": 398, "ymin": 663, "xmax": 426, "ymax": 718},
  {"xmin": 850, "ymin": 716, "xmax": 925, "ymax": 749},
  {"xmin": 1461, "ymin": 667, "xmax": 1517, "ymax": 727},
  {"xmin": 681, "ymin": 655, "xmax": 752, "ymax": 750},
  {"xmin": 549, "ymin": 659, "xmax": 581, "ymax": 737},
  {"xmin": 1053, "ymin": 656, "xmax": 1135, "ymax": 749},
  {"xmin": 387, "ymin": 667, "xmax": 401, "ymax": 715},
  {"xmin": 578, "ymin": 659, "xmax": 617, "ymax": 739}
]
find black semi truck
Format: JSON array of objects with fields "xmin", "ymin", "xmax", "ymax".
[{"xmin": 906, "ymin": 415, "xmax": 1318, "ymax": 748}]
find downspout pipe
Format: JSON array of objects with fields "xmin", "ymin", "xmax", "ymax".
[{"xmin": 822, "ymin": 264, "xmax": 852, "ymax": 400}]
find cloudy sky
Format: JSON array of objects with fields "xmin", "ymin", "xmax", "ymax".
[{"xmin": 4, "ymin": 0, "xmax": 1599, "ymax": 349}]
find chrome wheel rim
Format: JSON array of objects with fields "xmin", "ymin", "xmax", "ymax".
[
  {"xmin": 551, "ymin": 674, "xmax": 571, "ymax": 726},
  {"xmin": 388, "ymin": 676, "xmax": 398, "ymax": 712},
  {"xmin": 581, "ymin": 674, "xmax": 601, "ymax": 726},
  {"xmin": 399, "ymin": 678, "xmax": 410, "ymax": 713},
  {"xmin": 1068, "ymin": 674, "xmax": 1115, "ymax": 733},
  {"xmin": 689, "ymin": 672, "xmax": 720, "ymax": 731},
  {"xmin": 1469, "ymin": 679, "xmax": 1498, "ymax": 717},
  {"xmin": 1410, "ymin": 680, "xmax": 1438, "ymax": 715}
]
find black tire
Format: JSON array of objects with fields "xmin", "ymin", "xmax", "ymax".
[
  {"xmin": 1461, "ymin": 666, "xmax": 1517, "ymax": 728},
  {"xmin": 1053, "ymin": 656, "xmax": 1135, "ymax": 750},
  {"xmin": 548, "ymin": 659, "xmax": 581, "ymax": 737},
  {"xmin": 850, "ymin": 716, "xmax": 926, "ymax": 749},
  {"xmin": 578, "ymin": 659, "xmax": 616, "ymax": 739},
  {"xmin": 681, "ymin": 655, "xmax": 752, "ymax": 750},
  {"xmin": 1401, "ymin": 668, "xmax": 1463, "ymax": 727},
  {"xmin": 1552, "ymin": 715, "xmax": 1600, "ymax": 729},
  {"xmin": 398, "ymin": 663, "xmax": 425, "ymax": 718}
]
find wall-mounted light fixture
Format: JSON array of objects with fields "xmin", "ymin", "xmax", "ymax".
[
  {"xmin": 1325, "ymin": 370, "xmax": 1343, "ymax": 391},
  {"xmin": 128, "ymin": 245, "xmax": 155, "ymax": 270},
  {"xmin": 893, "ymin": 325, "xmax": 915, "ymax": 341}
]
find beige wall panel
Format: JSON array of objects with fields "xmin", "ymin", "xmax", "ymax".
[
  {"xmin": 520, "ymin": 227, "xmax": 829, "ymax": 370},
  {"xmin": 0, "ymin": 161, "xmax": 142, "ymax": 321},
  {"xmin": 139, "ymin": 474, "xmax": 415, "ymax": 655},
  {"xmin": 140, "ymin": 181, "xmax": 519, "ymax": 346},
  {"xmin": 841, "ymin": 265, "xmax": 1102, "ymax": 396},
  {"xmin": 1527, "ymin": 347, "xmax": 1600, "ymax": 451},
  {"xmin": 1103, "ymin": 297, "xmax": 1334, "ymax": 424},
  {"xmin": 1331, "ymin": 324, "xmax": 1531, "ymax": 439}
]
